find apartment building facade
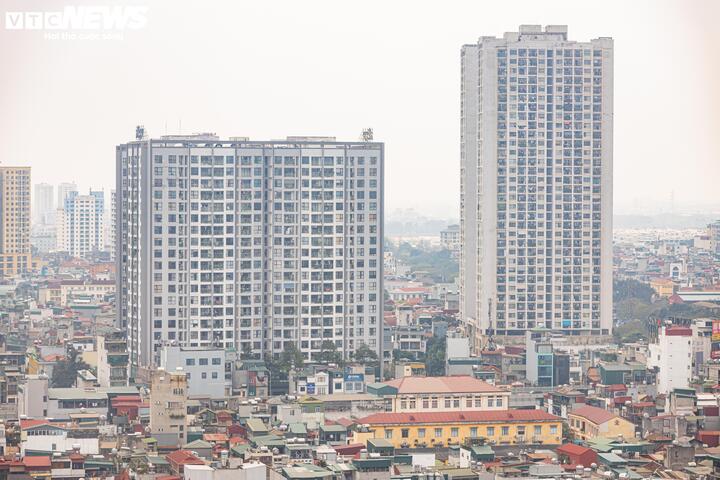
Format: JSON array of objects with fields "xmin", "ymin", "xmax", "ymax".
[
  {"xmin": 0, "ymin": 167, "xmax": 32, "ymax": 278},
  {"xmin": 460, "ymin": 25, "xmax": 613, "ymax": 348},
  {"xmin": 116, "ymin": 134, "xmax": 384, "ymax": 370}
]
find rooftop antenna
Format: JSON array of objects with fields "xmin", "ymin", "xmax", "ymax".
[
  {"xmin": 361, "ymin": 128, "xmax": 373, "ymax": 142},
  {"xmin": 135, "ymin": 125, "xmax": 145, "ymax": 141}
]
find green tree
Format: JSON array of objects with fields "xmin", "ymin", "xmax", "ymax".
[
  {"xmin": 51, "ymin": 347, "xmax": 90, "ymax": 388},
  {"xmin": 425, "ymin": 336, "xmax": 446, "ymax": 376},
  {"xmin": 315, "ymin": 340, "xmax": 344, "ymax": 366},
  {"xmin": 275, "ymin": 343, "xmax": 304, "ymax": 372},
  {"xmin": 352, "ymin": 344, "xmax": 379, "ymax": 367}
]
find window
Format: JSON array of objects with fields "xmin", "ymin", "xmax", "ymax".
[
  {"xmin": 401, "ymin": 429, "xmax": 409, "ymax": 438},
  {"xmin": 501, "ymin": 426, "xmax": 509, "ymax": 436},
  {"xmin": 435, "ymin": 428, "xmax": 443, "ymax": 437},
  {"xmin": 199, "ymin": 358, "xmax": 209, "ymax": 366},
  {"xmin": 487, "ymin": 427, "xmax": 495, "ymax": 437},
  {"xmin": 185, "ymin": 358, "xmax": 195, "ymax": 366},
  {"xmin": 418, "ymin": 428, "xmax": 426, "ymax": 438},
  {"xmin": 534, "ymin": 426, "xmax": 542, "ymax": 436},
  {"xmin": 451, "ymin": 428, "xmax": 459, "ymax": 437},
  {"xmin": 212, "ymin": 358, "xmax": 221, "ymax": 365},
  {"xmin": 550, "ymin": 425, "xmax": 558, "ymax": 435},
  {"xmin": 385, "ymin": 430, "xmax": 393, "ymax": 439}
]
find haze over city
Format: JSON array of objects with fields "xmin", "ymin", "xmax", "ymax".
[{"xmin": 2, "ymin": 0, "xmax": 719, "ymax": 219}]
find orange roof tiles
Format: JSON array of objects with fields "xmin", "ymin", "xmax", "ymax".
[
  {"xmin": 557, "ymin": 443, "xmax": 593, "ymax": 456},
  {"xmin": 165, "ymin": 450, "xmax": 204, "ymax": 466},
  {"xmin": 570, "ymin": 405, "xmax": 618, "ymax": 425},
  {"xmin": 383, "ymin": 375, "xmax": 503, "ymax": 394},
  {"xmin": 357, "ymin": 409, "xmax": 559, "ymax": 425},
  {"xmin": 23, "ymin": 456, "xmax": 51, "ymax": 468},
  {"xmin": 20, "ymin": 419, "xmax": 51, "ymax": 429}
]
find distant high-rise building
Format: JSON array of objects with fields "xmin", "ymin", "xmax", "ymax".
[
  {"xmin": 56, "ymin": 182, "xmax": 77, "ymax": 208},
  {"xmin": 0, "ymin": 167, "xmax": 32, "ymax": 278},
  {"xmin": 33, "ymin": 183, "xmax": 54, "ymax": 226},
  {"xmin": 460, "ymin": 25, "xmax": 613, "ymax": 349},
  {"xmin": 57, "ymin": 190, "xmax": 104, "ymax": 258},
  {"xmin": 89, "ymin": 189, "xmax": 105, "ymax": 249},
  {"xmin": 108, "ymin": 190, "xmax": 116, "ymax": 260},
  {"xmin": 117, "ymin": 134, "xmax": 384, "ymax": 370}
]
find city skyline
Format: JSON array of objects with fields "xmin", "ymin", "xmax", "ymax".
[{"xmin": 2, "ymin": 0, "xmax": 719, "ymax": 219}]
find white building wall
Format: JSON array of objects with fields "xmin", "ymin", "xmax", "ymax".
[
  {"xmin": 159, "ymin": 345, "xmax": 228, "ymax": 399},
  {"xmin": 652, "ymin": 327, "xmax": 692, "ymax": 395},
  {"xmin": 22, "ymin": 432, "xmax": 99, "ymax": 455}
]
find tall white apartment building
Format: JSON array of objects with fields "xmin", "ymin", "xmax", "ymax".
[
  {"xmin": 460, "ymin": 25, "xmax": 613, "ymax": 349},
  {"xmin": 33, "ymin": 183, "xmax": 54, "ymax": 226},
  {"xmin": 116, "ymin": 134, "xmax": 384, "ymax": 370},
  {"xmin": 57, "ymin": 191, "xmax": 104, "ymax": 258}
]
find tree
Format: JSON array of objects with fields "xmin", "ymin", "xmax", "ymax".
[
  {"xmin": 425, "ymin": 336, "xmax": 446, "ymax": 376},
  {"xmin": 277, "ymin": 343, "xmax": 305, "ymax": 372},
  {"xmin": 352, "ymin": 344, "xmax": 379, "ymax": 367},
  {"xmin": 240, "ymin": 343, "xmax": 255, "ymax": 360},
  {"xmin": 315, "ymin": 340, "xmax": 344, "ymax": 366},
  {"xmin": 51, "ymin": 346, "xmax": 90, "ymax": 388}
]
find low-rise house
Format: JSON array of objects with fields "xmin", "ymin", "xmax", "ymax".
[
  {"xmin": 567, "ymin": 405, "xmax": 635, "ymax": 440},
  {"xmin": 20, "ymin": 419, "xmax": 100, "ymax": 456},
  {"xmin": 556, "ymin": 443, "xmax": 597, "ymax": 467}
]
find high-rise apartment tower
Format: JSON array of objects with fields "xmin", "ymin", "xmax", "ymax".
[
  {"xmin": 117, "ymin": 134, "xmax": 384, "ymax": 370},
  {"xmin": 460, "ymin": 25, "xmax": 613, "ymax": 349}
]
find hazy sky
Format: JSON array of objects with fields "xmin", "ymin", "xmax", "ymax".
[{"xmin": 1, "ymin": 0, "xmax": 718, "ymax": 219}]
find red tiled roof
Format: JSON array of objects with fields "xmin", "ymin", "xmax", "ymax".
[
  {"xmin": 203, "ymin": 433, "xmax": 228, "ymax": 442},
  {"xmin": 357, "ymin": 409, "xmax": 559, "ymax": 425},
  {"xmin": 383, "ymin": 375, "xmax": 503, "ymax": 394},
  {"xmin": 607, "ymin": 384, "xmax": 627, "ymax": 392},
  {"xmin": 42, "ymin": 354, "xmax": 65, "ymax": 362},
  {"xmin": 165, "ymin": 450, "xmax": 204, "ymax": 466},
  {"xmin": 23, "ymin": 456, "xmax": 51, "ymax": 468},
  {"xmin": 20, "ymin": 419, "xmax": 51, "ymax": 429},
  {"xmin": 557, "ymin": 443, "xmax": 592, "ymax": 456},
  {"xmin": 570, "ymin": 405, "xmax": 618, "ymax": 425},
  {"xmin": 334, "ymin": 417, "xmax": 356, "ymax": 428}
]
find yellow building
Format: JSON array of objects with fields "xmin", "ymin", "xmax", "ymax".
[
  {"xmin": 353, "ymin": 410, "xmax": 562, "ymax": 448},
  {"xmin": 567, "ymin": 405, "xmax": 635, "ymax": 440},
  {"xmin": 368, "ymin": 375, "xmax": 511, "ymax": 413},
  {"xmin": 649, "ymin": 278, "xmax": 675, "ymax": 299},
  {"xmin": 0, "ymin": 166, "xmax": 32, "ymax": 278}
]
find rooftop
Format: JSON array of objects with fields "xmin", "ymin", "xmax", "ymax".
[
  {"xmin": 382, "ymin": 375, "xmax": 504, "ymax": 394},
  {"xmin": 569, "ymin": 405, "xmax": 619, "ymax": 425}
]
